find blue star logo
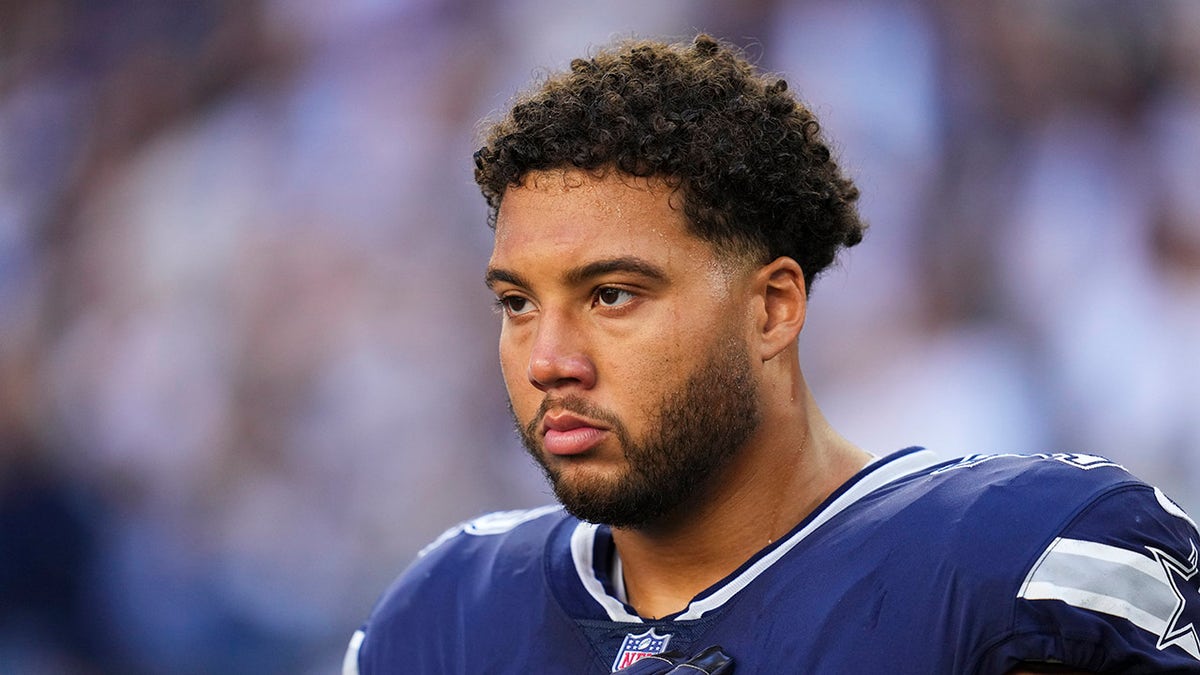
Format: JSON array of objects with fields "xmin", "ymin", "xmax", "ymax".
[{"xmin": 1148, "ymin": 540, "xmax": 1200, "ymax": 660}]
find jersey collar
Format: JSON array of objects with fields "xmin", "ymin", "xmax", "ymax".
[{"xmin": 550, "ymin": 447, "xmax": 943, "ymax": 623}]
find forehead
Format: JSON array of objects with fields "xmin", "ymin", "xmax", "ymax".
[{"xmin": 490, "ymin": 169, "xmax": 711, "ymax": 269}]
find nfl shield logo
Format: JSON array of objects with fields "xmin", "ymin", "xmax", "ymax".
[{"xmin": 611, "ymin": 628, "xmax": 673, "ymax": 671}]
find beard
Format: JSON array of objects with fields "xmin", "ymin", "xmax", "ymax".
[{"xmin": 512, "ymin": 334, "xmax": 761, "ymax": 529}]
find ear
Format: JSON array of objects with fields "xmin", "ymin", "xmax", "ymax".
[{"xmin": 753, "ymin": 257, "xmax": 807, "ymax": 362}]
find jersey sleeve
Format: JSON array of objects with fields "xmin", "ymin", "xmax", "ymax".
[
  {"xmin": 343, "ymin": 506, "xmax": 567, "ymax": 675},
  {"xmin": 980, "ymin": 483, "xmax": 1200, "ymax": 673}
]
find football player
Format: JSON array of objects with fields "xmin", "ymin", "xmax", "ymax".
[{"xmin": 345, "ymin": 35, "xmax": 1200, "ymax": 674}]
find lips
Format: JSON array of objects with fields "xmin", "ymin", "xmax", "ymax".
[{"xmin": 541, "ymin": 411, "xmax": 608, "ymax": 456}]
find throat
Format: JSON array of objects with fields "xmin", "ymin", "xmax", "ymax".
[
  {"xmin": 609, "ymin": 530, "xmax": 749, "ymax": 620},
  {"xmin": 606, "ymin": 539, "xmax": 692, "ymax": 619}
]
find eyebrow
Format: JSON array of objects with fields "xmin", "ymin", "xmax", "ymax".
[
  {"xmin": 485, "ymin": 256, "xmax": 668, "ymax": 290},
  {"xmin": 484, "ymin": 267, "xmax": 529, "ymax": 290},
  {"xmin": 566, "ymin": 256, "xmax": 668, "ymax": 285}
]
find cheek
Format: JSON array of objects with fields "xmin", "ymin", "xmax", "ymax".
[
  {"xmin": 498, "ymin": 336, "xmax": 535, "ymax": 404},
  {"xmin": 622, "ymin": 309, "xmax": 737, "ymax": 392},
  {"xmin": 605, "ymin": 325, "xmax": 688, "ymax": 407}
]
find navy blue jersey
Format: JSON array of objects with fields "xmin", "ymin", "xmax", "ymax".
[{"xmin": 344, "ymin": 449, "xmax": 1200, "ymax": 673}]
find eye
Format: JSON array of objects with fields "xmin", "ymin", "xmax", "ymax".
[
  {"xmin": 594, "ymin": 287, "xmax": 635, "ymax": 308},
  {"xmin": 497, "ymin": 295, "xmax": 535, "ymax": 317}
]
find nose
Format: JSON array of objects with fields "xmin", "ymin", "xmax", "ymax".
[{"xmin": 526, "ymin": 315, "xmax": 597, "ymax": 392}]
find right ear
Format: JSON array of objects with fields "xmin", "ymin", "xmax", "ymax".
[{"xmin": 751, "ymin": 256, "xmax": 807, "ymax": 362}]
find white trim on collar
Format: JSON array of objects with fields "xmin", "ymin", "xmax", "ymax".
[
  {"xmin": 571, "ymin": 521, "xmax": 642, "ymax": 622},
  {"xmin": 569, "ymin": 449, "xmax": 942, "ymax": 622}
]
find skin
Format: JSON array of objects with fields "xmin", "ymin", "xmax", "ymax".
[
  {"xmin": 487, "ymin": 167, "xmax": 871, "ymax": 618},
  {"xmin": 485, "ymin": 167, "xmax": 1088, "ymax": 675}
]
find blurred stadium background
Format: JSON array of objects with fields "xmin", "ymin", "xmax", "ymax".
[{"xmin": 2, "ymin": 1, "xmax": 1198, "ymax": 672}]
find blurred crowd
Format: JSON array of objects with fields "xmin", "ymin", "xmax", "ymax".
[{"xmin": 1, "ymin": 1, "xmax": 1197, "ymax": 672}]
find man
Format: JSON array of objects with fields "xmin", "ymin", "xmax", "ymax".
[{"xmin": 345, "ymin": 35, "xmax": 1200, "ymax": 674}]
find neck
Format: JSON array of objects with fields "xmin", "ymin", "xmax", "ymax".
[{"xmin": 610, "ymin": 382, "xmax": 871, "ymax": 619}]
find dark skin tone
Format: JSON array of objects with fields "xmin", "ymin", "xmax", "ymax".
[
  {"xmin": 490, "ymin": 170, "xmax": 869, "ymax": 617},
  {"xmin": 489, "ymin": 169, "xmax": 1091, "ymax": 675}
]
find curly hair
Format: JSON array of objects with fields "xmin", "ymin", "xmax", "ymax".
[{"xmin": 473, "ymin": 34, "xmax": 866, "ymax": 292}]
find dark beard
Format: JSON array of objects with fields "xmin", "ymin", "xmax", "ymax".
[{"xmin": 512, "ymin": 335, "xmax": 761, "ymax": 529}]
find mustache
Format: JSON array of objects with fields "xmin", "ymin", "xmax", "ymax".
[{"xmin": 520, "ymin": 394, "xmax": 627, "ymax": 441}]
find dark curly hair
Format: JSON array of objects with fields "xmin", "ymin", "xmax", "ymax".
[{"xmin": 473, "ymin": 34, "xmax": 866, "ymax": 292}]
